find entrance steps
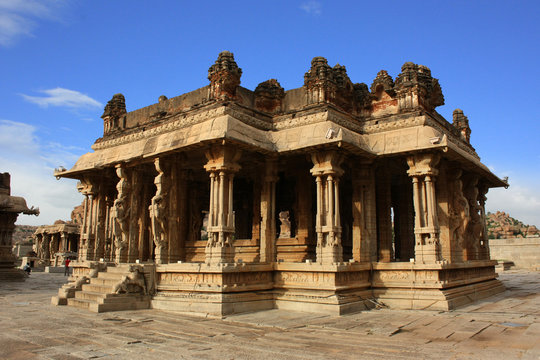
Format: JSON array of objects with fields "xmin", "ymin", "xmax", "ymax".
[{"xmin": 65, "ymin": 264, "xmax": 151, "ymax": 313}]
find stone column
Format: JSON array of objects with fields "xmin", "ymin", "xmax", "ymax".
[
  {"xmin": 50, "ymin": 233, "xmax": 59, "ymax": 264},
  {"xmin": 104, "ymin": 196, "xmax": 114, "ymax": 261},
  {"xmin": 311, "ymin": 151, "xmax": 344, "ymax": 264},
  {"xmin": 260, "ymin": 159, "xmax": 278, "ymax": 263},
  {"xmin": 87, "ymin": 193, "xmax": 95, "ymax": 260},
  {"xmin": 376, "ymin": 167, "xmax": 393, "ymax": 262},
  {"xmin": 204, "ymin": 144, "xmax": 241, "ymax": 265},
  {"xmin": 60, "ymin": 232, "xmax": 67, "ymax": 252},
  {"xmin": 127, "ymin": 168, "xmax": 142, "ymax": 263},
  {"xmin": 477, "ymin": 183, "xmax": 490, "ymax": 260},
  {"xmin": 407, "ymin": 153, "xmax": 442, "ymax": 263},
  {"xmin": 79, "ymin": 177, "xmax": 102, "ymax": 261},
  {"xmin": 94, "ymin": 193, "xmax": 107, "ymax": 261},
  {"xmin": 78, "ymin": 193, "xmax": 89, "ymax": 261},
  {"xmin": 42, "ymin": 233, "xmax": 51, "ymax": 264},
  {"xmin": 149, "ymin": 158, "xmax": 170, "ymax": 264},
  {"xmin": 352, "ymin": 162, "xmax": 377, "ymax": 263},
  {"xmin": 112, "ymin": 165, "xmax": 130, "ymax": 264}
]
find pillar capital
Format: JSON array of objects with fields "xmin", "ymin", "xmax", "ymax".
[
  {"xmin": 310, "ymin": 150, "xmax": 344, "ymax": 177},
  {"xmin": 406, "ymin": 153, "xmax": 440, "ymax": 177},
  {"xmin": 204, "ymin": 144, "xmax": 242, "ymax": 173}
]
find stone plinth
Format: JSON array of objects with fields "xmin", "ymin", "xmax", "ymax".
[
  {"xmin": 371, "ymin": 260, "xmax": 504, "ymax": 310},
  {"xmin": 152, "ymin": 263, "xmax": 274, "ymax": 316},
  {"xmin": 273, "ymin": 262, "xmax": 373, "ymax": 315}
]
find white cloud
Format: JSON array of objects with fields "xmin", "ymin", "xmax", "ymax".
[
  {"xmin": 0, "ymin": 119, "xmax": 83, "ymax": 226},
  {"xmin": 0, "ymin": 0, "xmax": 62, "ymax": 46},
  {"xmin": 300, "ymin": 1, "xmax": 322, "ymax": 15},
  {"xmin": 486, "ymin": 180, "xmax": 540, "ymax": 228},
  {"xmin": 21, "ymin": 88, "xmax": 102, "ymax": 109}
]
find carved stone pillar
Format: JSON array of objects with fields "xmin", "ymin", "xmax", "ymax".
[
  {"xmin": 78, "ymin": 192, "xmax": 89, "ymax": 261},
  {"xmin": 376, "ymin": 167, "xmax": 393, "ymax": 262},
  {"xmin": 204, "ymin": 144, "xmax": 241, "ymax": 265},
  {"xmin": 112, "ymin": 165, "xmax": 130, "ymax": 263},
  {"xmin": 477, "ymin": 183, "xmax": 490, "ymax": 260},
  {"xmin": 407, "ymin": 153, "xmax": 442, "ymax": 263},
  {"xmin": 352, "ymin": 162, "xmax": 377, "ymax": 263},
  {"xmin": 104, "ymin": 195, "xmax": 114, "ymax": 261},
  {"xmin": 60, "ymin": 232, "xmax": 67, "ymax": 252},
  {"xmin": 149, "ymin": 158, "xmax": 170, "ymax": 264},
  {"xmin": 170, "ymin": 164, "xmax": 187, "ymax": 263},
  {"xmin": 79, "ymin": 178, "xmax": 101, "ymax": 261},
  {"xmin": 127, "ymin": 168, "xmax": 142, "ymax": 263},
  {"xmin": 260, "ymin": 159, "xmax": 278, "ymax": 263},
  {"xmin": 463, "ymin": 175, "xmax": 483, "ymax": 261},
  {"xmin": 311, "ymin": 151, "xmax": 344, "ymax": 264},
  {"xmin": 50, "ymin": 233, "xmax": 59, "ymax": 260},
  {"xmin": 42, "ymin": 233, "xmax": 51, "ymax": 264},
  {"xmin": 94, "ymin": 193, "xmax": 107, "ymax": 260}
]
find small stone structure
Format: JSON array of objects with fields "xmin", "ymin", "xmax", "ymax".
[
  {"xmin": 0, "ymin": 172, "xmax": 39, "ymax": 281},
  {"xmin": 53, "ymin": 52, "xmax": 508, "ymax": 314},
  {"xmin": 33, "ymin": 220, "xmax": 80, "ymax": 268}
]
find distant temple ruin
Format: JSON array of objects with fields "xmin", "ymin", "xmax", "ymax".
[
  {"xmin": 33, "ymin": 220, "xmax": 80, "ymax": 267},
  {"xmin": 0, "ymin": 172, "xmax": 39, "ymax": 280},
  {"xmin": 32, "ymin": 203, "xmax": 83, "ymax": 268},
  {"xmin": 53, "ymin": 52, "xmax": 508, "ymax": 314}
]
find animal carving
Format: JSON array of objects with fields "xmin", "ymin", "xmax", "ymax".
[{"xmin": 113, "ymin": 266, "xmax": 146, "ymax": 294}]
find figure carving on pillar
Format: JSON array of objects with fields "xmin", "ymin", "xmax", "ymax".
[
  {"xmin": 149, "ymin": 158, "xmax": 169, "ymax": 264},
  {"xmin": 278, "ymin": 211, "xmax": 291, "ymax": 238},
  {"xmin": 112, "ymin": 166, "xmax": 130, "ymax": 263},
  {"xmin": 449, "ymin": 169, "xmax": 470, "ymax": 261},
  {"xmin": 464, "ymin": 176, "xmax": 482, "ymax": 260}
]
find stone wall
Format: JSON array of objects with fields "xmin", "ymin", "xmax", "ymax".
[{"xmin": 489, "ymin": 237, "xmax": 540, "ymax": 270}]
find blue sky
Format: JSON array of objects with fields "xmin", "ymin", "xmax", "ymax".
[{"xmin": 1, "ymin": 0, "xmax": 539, "ymax": 226}]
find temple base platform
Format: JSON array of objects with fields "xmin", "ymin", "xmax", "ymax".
[{"xmin": 53, "ymin": 260, "xmax": 505, "ymax": 316}]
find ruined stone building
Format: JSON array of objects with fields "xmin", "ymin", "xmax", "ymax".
[
  {"xmin": 0, "ymin": 173, "xmax": 39, "ymax": 280},
  {"xmin": 33, "ymin": 220, "xmax": 80, "ymax": 267},
  {"xmin": 32, "ymin": 204, "xmax": 83, "ymax": 268},
  {"xmin": 53, "ymin": 52, "xmax": 508, "ymax": 314}
]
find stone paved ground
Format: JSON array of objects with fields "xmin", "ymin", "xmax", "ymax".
[{"xmin": 0, "ymin": 270, "xmax": 539, "ymax": 360}]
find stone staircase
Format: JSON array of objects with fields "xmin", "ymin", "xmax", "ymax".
[{"xmin": 66, "ymin": 264, "xmax": 151, "ymax": 313}]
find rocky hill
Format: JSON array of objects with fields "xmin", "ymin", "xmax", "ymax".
[
  {"xmin": 487, "ymin": 211, "xmax": 539, "ymax": 239},
  {"xmin": 12, "ymin": 225, "xmax": 37, "ymax": 245}
]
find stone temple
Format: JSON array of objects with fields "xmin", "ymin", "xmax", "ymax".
[{"xmin": 52, "ymin": 52, "xmax": 508, "ymax": 315}]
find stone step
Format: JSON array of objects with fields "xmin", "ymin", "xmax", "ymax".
[
  {"xmin": 104, "ymin": 266, "xmax": 133, "ymax": 274},
  {"xmin": 96, "ymin": 298, "xmax": 150, "ymax": 313},
  {"xmin": 81, "ymin": 283, "xmax": 114, "ymax": 293},
  {"xmin": 97, "ymin": 271, "xmax": 126, "ymax": 280},
  {"xmin": 74, "ymin": 290, "xmax": 107, "ymax": 302},
  {"xmin": 67, "ymin": 298, "xmax": 92, "ymax": 310},
  {"xmin": 91, "ymin": 277, "xmax": 122, "ymax": 286}
]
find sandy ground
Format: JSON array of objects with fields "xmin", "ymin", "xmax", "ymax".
[{"xmin": 0, "ymin": 270, "xmax": 538, "ymax": 359}]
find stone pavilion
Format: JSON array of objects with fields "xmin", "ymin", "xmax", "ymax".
[{"xmin": 52, "ymin": 52, "xmax": 508, "ymax": 314}]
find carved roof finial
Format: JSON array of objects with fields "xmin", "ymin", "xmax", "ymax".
[
  {"xmin": 102, "ymin": 93, "xmax": 126, "ymax": 119},
  {"xmin": 453, "ymin": 109, "xmax": 471, "ymax": 143},
  {"xmin": 395, "ymin": 62, "xmax": 444, "ymax": 111},
  {"xmin": 208, "ymin": 51, "xmax": 242, "ymax": 100},
  {"xmin": 254, "ymin": 79, "xmax": 285, "ymax": 113},
  {"xmin": 370, "ymin": 70, "xmax": 395, "ymax": 97}
]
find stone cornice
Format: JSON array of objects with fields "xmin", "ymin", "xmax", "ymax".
[{"xmin": 92, "ymin": 106, "xmax": 228, "ymax": 151}]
